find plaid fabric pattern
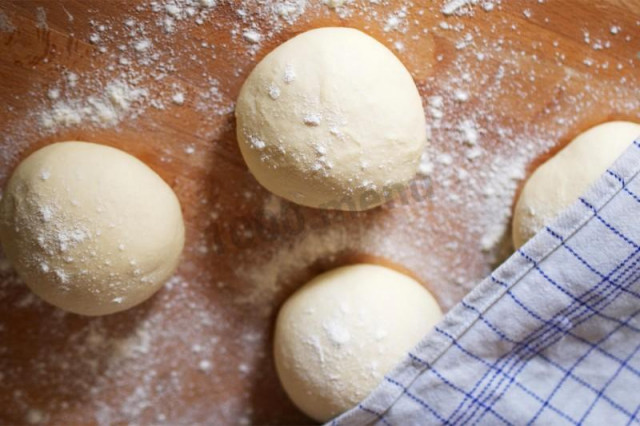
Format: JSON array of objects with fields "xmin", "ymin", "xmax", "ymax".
[{"xmin": 333, "ymin": 139, "xmax": 640, "ymax": 426}]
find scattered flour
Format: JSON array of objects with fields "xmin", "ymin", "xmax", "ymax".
[
  {"xmin": 0, "ymin": 10, "xmax": 16, "ymax": 32},
  {"xmin": 442, "ymin": 0, "xmax": 478, "ymax": 16},
  {"xmin": 171, "ymin": 92, "xmax": 185, "ymax": 105},
  {"xmin": 35, "ymin": 7, "xmax": 47, "ymax": 30},
  {"xmin": 40, "ymin": 80, "xmax": 148, "ymax": 129},
  {"xmin": 242, "ymin": 29, "xmax": 262, "ymax": 44},
  {"xmin": 0, "ymin": 0, "xmax": 639, "ymax": 424}
]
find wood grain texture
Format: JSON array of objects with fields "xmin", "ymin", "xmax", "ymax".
[{"xmin": 0, "ymin": 0, "xmax": 639, "ymax": 425}]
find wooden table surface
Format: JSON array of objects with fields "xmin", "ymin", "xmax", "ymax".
[{"xmin": 1, "ymin": 0, "xmax": 639, "ymax": 424}]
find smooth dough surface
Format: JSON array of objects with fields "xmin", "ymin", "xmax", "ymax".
[
  {"xmin": 0, "ymin": 142, "xmax": 185, "ymax": 316},
  {"xmin": 236, "ymin": 27, "xmax": 427, "ymax": 211},
  {"xmin": 513, "ymin": 121, "xmax": 640, "ymax": 248},
  {"xmin": 273, "ymin": 264, "xmax": 442, "ymax": 422}
]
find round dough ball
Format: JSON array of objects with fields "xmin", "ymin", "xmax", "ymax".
[
  {"xmin": 273, "ymin": 264, "xmax": 442, "ymax": 422},
  {"xmin": 236, "ymin": 27, "xmax": 427, "ymax": 211},
  {"xmin": 513, "ymin": 121, "xmax": 640, "ymax": 248},
  {"xmin": 0, "ymin": 142, "xmax": 185, "ymax": 316}
]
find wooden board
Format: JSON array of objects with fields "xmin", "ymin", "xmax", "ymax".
[{"xmin": 1, "ymin": 0, "xmax": 639, "ymax": 424}]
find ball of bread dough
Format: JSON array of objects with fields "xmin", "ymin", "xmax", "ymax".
[
  {"xmin": 513, "ymin": 121, "xmax": 640, "ymax": 248},
  {"xmin": 235, "ymin": 27, "xmax": 427, "ymax": 211},
  {"xmin": 273, "ymin": 264, "xmax": 442, "ymax": 422},
  {"xmin": 0, "ymin": 142, "xmax": 185, "ymax": 316}
]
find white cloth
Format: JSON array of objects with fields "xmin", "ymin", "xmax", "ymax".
[{"xmin": 332, "ymin": 138, "xmax": 640, "ymax": 425}]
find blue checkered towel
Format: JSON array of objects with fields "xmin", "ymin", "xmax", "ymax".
[{"xmin": 332, "ymin": 138, "xmax": 640, "ymax": 425}]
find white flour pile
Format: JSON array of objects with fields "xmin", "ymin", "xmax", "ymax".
[{"xmin": 0, "ymin": 0, "xmax": 639, "ymax": 424}]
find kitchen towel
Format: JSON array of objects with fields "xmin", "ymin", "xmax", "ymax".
[{"xmin": 333, "ymin": 137, "xmax": 640, "ymax": 426}]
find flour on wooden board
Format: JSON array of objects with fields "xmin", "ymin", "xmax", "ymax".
[{"xmin": 0, "ymin": 0, "xmax": 639, "ymax": 424}]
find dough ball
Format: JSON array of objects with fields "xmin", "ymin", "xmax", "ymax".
[
  {"xmin": 273, "ymin": 264, "xmax": 442, "ymax": 422},
  {"xmin": 0, "ymin": 142, "xmax": 185, "ymax": 316},
  {"xmin": 513, "ymin": 121, "xmax": 640, "ymax": 248},
  {"xmin": 236, "ymin": 27, "xmax": 427, "ymax": 211}
]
